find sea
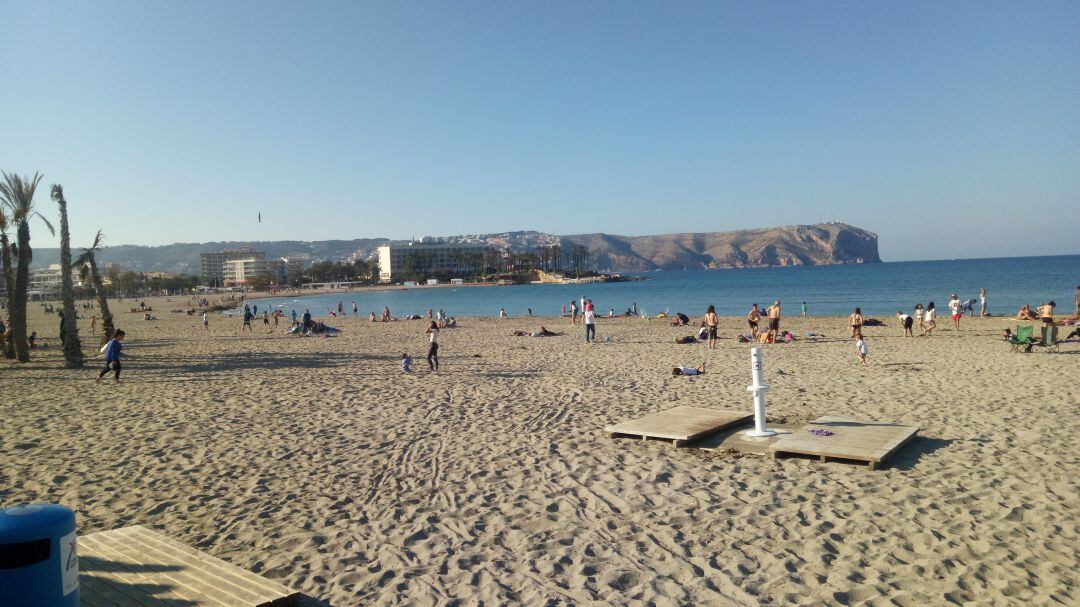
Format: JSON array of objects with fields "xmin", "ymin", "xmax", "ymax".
[{"xmin": 241, "ymin": 255, "xmax": 1078, "ymax": 319}]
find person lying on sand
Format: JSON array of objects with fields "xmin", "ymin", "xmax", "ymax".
[{"xmin": 672, "ymin": 362, "xmax": 706, "ymax": 376}]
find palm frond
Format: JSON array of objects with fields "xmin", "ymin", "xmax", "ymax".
[{"xmin": 32, "ymin": 211, "xmax": 55, "ymax": 236}]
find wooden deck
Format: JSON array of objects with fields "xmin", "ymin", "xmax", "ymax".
[
  {"xmin": 605, "ymin": 406, "xmax": 753, "ymax": 447},
  {"xmin": 79, "ymin": 525, "xmax": 299, "ymax": 607},
  {"xmin": 769, "ymin": 416, "xmax": 920, "ymax": 470}
]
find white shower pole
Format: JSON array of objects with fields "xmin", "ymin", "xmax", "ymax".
[{"xmin": 745, "ymin": 346, "xmax": 777, "ymax": 437}]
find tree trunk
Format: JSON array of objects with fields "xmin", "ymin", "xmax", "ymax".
[
  {"xmin": 91, "ymin": 259, "xmax": 114, "ymax": 345},
  {"xmin": 58, "ymin": 200, "xmax": 84, "ymax": 367},
  {"xmin": 12, "ymin": 222, "xmax": 32, "ymax": 361},
  {"xmin": 1, "ymin": 233, "xmax": 14, "ymax": 359}
]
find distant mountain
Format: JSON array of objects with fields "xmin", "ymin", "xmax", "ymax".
[
  {"xmin": 561, "ymin": 224, "xmax": 880, "ymax": 271},
  {"xmin": 29, "ymin": 224, "xmax": 879, "ymax": 274}
]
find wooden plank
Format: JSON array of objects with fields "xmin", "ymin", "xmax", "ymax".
[
  {"xmin": 78, "ymin": 541, "xmax": 195, "ymax": 607},
  {"xmin": 93, "ymin": 527, "xmax": 263, "ymax": 606},
  {"xmin": 80, "ymin": 526, "xmax": 299, "ymax": 607},
  {"xmin": 122, "ymin": 526, "xmax": 290, "ymax": 602},
  {"xmin": 769, "ymin": 416, "xmax": 920, "ymax": 468},
  {"xmin": 605, "ymin": 406, "xmax": 752, "ymax": 443}
]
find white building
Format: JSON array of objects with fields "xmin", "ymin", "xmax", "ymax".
[
  {"xmin": 280, "ymin": 256, "xmax": 310, "ymax": 284},
  {"xmin": 377, "ymin": 239, "xmax": 490, "ymax": 282},
  {"xmin": 28, "ymin": 264, "xmax": 85, "ymax": 298},
  {"xmin": 222, "ymin": 258, "xmax": 286, "ymax": 287}
]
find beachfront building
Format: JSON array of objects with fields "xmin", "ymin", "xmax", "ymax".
[
  {"xmin": 377, "ymin": 238, "xmax": 490, "ymax": 282},
  {"xmin": 280, "ymin": 256, "xmax": 310, "ymax": 284},
  {"xmin": 200, "ymin": 247, "xmax": 267, "ymax": 287},
  {"xmin": 221, "ymin": 258, "xmax": 286, "ymax": 287},
  {"xmin": 27, "ymin": 264, "xmax": 87, "ymax": 299}
]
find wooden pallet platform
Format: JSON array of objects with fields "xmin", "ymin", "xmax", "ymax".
[
  {"xmin": 79, "ymin": 525, "xmax": 299, "ymax": 607},
  {"xmin": 769, "ymin": 416, "xmax": 920, "ymax": 470},
  {"xmin": 605, "ymin": 406, "xmax": 753, "ymax": 447}
]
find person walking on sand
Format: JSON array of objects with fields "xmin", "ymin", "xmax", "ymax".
[
  {"xmin": 855, "ymin": 333, "xmax": 868, "ymax": 365},
  {"xmin": 96, "ymin": 329, "xmax": 127, "ymax": 383},
  {"xmin": 897, "ymin": 310, "xmax": 914, "ymax": 337},
  {"xmin": 914, "ymin": 303, "xmax": 925, "ymax": 332},
  {"xmin": 302, "ymin": 309, "xmax": 312, "ymax": 332},
  {"xmin": 747, "ymin": 303, "xmax": 761, "ymax": 339},
  {"xmin": 242, "ymin": 308, "xmax": 254, "ymax": 332},
  {"xmin": 425, "ymin": 321, "xmax": 439, "ymax": 371},
  {"xmin": 848, "ymin": 307, "xmax": 863, "ymax": 338},
  {"xmin": 291, "ymin": 309, "xmax": 297, "ymax": 325},
  {"xmin": 570, "ymin": 300, "xmax": 578, "ymax": 325},
  {"xmin": 923, "ymin": 302, "xmax": 937, "ymax": 336},
  {"xmin": 980, "ymin": 288, "xmax": 988, "ymax": 317},
  {"xmin": 584, "ymin": 301, "xmax": 596, "ymax": 343},
  {"xmin": 272, "ymin": 312, "xmax": 279, "ymax": 329},
  {"xmin": 263, "ymin": 311, "xmax": 271, "ymax": 332},
  {"xmin": 90, "ymin": 314, "xmax": 97, "ymax": 335},
  {"xmin": 948, "ymin": 294, "xmax": 962, "ymax": 331},
  {"xmin": 202, "ymin": 310, "xmax": 209, "ymax": 331},
  {"xmin": 766, "ymin": 300, "xmax": 782, "ymax": 336},
  {"xmin": 801, "ymin": 301, "xmax": 808, "ymax": 317},
  {"xmin": 337, "ymin": 301, "xmax": 344, "ymax": 317},
  {"xmin": 704, "ymin": 305, "xmax": 719, "ymax": 349}
]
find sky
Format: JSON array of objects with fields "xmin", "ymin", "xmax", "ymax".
[{"xmin": 1, "ymin": 1, "xmax": 1078, "ymax": 261}]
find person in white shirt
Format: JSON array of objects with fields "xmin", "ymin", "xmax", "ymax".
[
  {"xmin": 948, "ymin": 294, "xmax": 962, "ymax": 331},
  {"xmin": 425, "ymin": 321, "xmax": 439, "ymax": 371},
  {"xmin": 897, "ymin": 310, "xmax": 913, "ymax": 337},
  {"xmin": 980, "ymin": 288, "xmax": 988, "ymax": 317},
  {"xmin": 583, "ymin": 304, "xmax": 596, "ymax": 342},
  {"xmin": 672, "ymin": 362, "xmax": 706, "ymax": 376},
  {"xmin": 201, "ymin": 311, "xmax": 209, "ymax": 331},
  {"xmin": 856, "ymin": 335, "xmax": 868, "ymax": 365},
  {"xmin": 923, "ymin": 302, "xmax": 937, "ymax": 336}
]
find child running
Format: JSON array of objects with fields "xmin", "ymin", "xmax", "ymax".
[
  {"xmin": 401, "ymin": 353, "xmax": 413, "ymax": 372},
  {"xmin": 855, "ymin": 333, "xmax": 868, "ymax": 365},
  {"xmin": 96, "ymin": 329, "xmax": 127, "ymax": 383}
]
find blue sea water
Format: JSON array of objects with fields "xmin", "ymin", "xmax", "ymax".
[{"xmin": 245, "ymin": 255, "xmax": 1078, "ymax": 319}]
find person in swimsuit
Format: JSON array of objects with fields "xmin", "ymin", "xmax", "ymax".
[
  {"xmin": 766, "ymin": 300, "xmax": 781, "ymax": 336},
  {"xmin": 1039, "ymin": 301, "xmax": 1056, "ymax": 327},
  {"xmin": 849, "ymin": 307, "xmax": 863, "ymax": 338},
  {"xmin": 747, "ymin": 304, "xmax": 761, "ymax": 339},
  {"xmin": 704, "ymin": 305, "xmax": 719, "ymax": 349},
  {"xmin": 979, "ymin": 289, "xmax": 987, "ymax": 317}
]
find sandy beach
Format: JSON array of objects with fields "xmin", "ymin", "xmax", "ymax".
[{"xmin": 2, "ymin": 298, "xmax": 1076, "ymax": 606}]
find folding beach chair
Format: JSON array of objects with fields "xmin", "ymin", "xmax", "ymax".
[
  {"xmin": 1009, "ymin": 325, "xmax": 1034, "ymax": 352},
  {"xmin": 1036, "ymin": 325, "xmax": 1060, "ymax": 353}
]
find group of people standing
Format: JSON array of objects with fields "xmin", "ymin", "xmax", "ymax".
[{"xmin": 745, "ymin": 300, "xmax": 783, "ymax": 343}]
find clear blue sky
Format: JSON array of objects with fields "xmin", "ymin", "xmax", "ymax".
[{"xmin": 2, "ymin": 1, "xmax": 1078, "ymax": 261}]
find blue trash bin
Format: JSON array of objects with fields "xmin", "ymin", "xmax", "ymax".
[{"xmin": 0, "ymin": 504, "xmax": 79, "ymax": 607}]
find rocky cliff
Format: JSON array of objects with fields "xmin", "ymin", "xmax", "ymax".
[{"xmin": 561, "ymin": 223, "xmax": 880, "ymax": 272}]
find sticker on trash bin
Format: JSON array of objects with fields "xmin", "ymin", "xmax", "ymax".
[{"xmin": 60, "ymin": 530, "xmax": 78, "ymax": 596}]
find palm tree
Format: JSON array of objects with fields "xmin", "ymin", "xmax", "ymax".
[
  {"xmin": 52, "ymin": 185, "xmax": 84, "ymax": 368},
  {"xmin": 0, "ymin": 208, "xmax": 14, "ymax": 358},
  {"xmin": 0, "ymin": 172, "xmax": 54, "ymax": 361},
  {"xmin": 76, "ymin": 230, "xmax": 114, "ymax": 345}
]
